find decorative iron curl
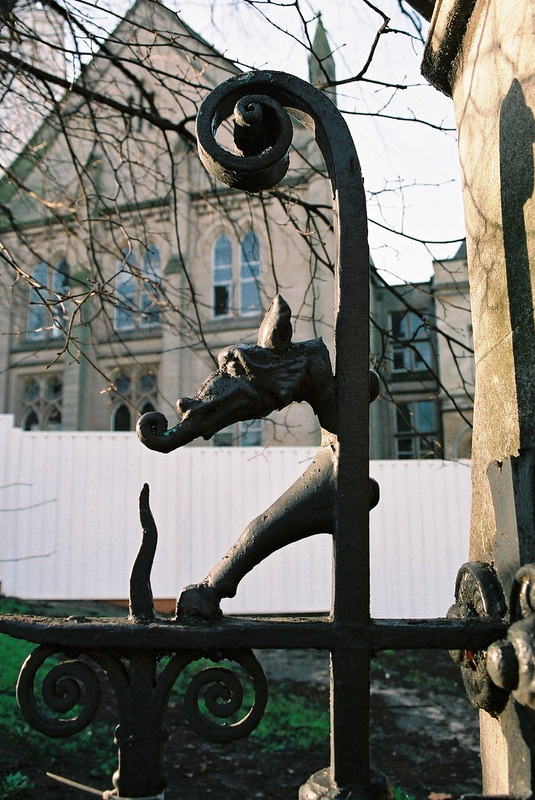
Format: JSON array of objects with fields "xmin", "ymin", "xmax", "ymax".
[
  {"xmin": 182, "ymin": 650, "xmax": 268, "ymax": 743},
  {"xmin": 197, "ymin": 85, "xmax": 293, "ymax": 193},
  {"xmin": 195, "ymin": 68, "xmax": 366, "ymax": 205},
  {"xmin": 16, "ymin": 644, "xmax": 102, "ymax": 738}
]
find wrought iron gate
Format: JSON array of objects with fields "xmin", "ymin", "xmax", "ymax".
[{"xmin": 1, "ymin": 71, "xmax": 533, "ymax": 800}]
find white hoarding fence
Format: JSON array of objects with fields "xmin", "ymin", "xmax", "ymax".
[{"xmin": 0, "ymin": 415, "xmax": 470, "ymax": 618}]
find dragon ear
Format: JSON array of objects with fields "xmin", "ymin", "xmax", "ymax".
[{"xmin": 257, "ymin": 295, "xmax": 293, "ymax": 354}]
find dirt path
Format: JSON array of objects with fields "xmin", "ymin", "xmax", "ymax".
[{"xmin": 258, "ymin": 647, "xmax": 481, "ymax": 798}]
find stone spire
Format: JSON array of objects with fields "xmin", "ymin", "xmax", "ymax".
[{"xmin": 308, "ymin": 14, "xmax": 337, "ymax": 106}]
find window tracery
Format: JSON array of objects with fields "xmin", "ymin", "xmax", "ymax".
[
  {"xmin": 27, "ymin": 259, "xmax": 70, "ymax": 341},
  {"xmin": 20, "ymin": 374, "xmax": 63, "ymax": 431},
  {"xmin": 212, "ymin": 231, "xmax": 261, "ymax": 319},
  {"xmin": 115, "ymin": 245, "xmax": 161, "ymax": 331},
  {"xmin": 109, "ymin": 365, "xmax": 158, "ymax": 431}
]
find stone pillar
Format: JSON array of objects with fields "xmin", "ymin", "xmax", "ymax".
[{"xmin": 422, "ymin": 0, "xmax": 535, "ymax": 793}]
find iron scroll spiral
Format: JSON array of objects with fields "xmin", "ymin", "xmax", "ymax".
[
  {"xmin": 195, "ymin": 70, "xmax": 363, "ymax": 195},
  {"xmin": 179, "ymin": 650, "xmax": 268, "ymax": 744},
  {"xmin": 197, "ymin": 88, "xmax": 294, "ymax": 192},
  {"xmin": 16, "ymin": 644, "xmax": 102, "ymax": 738}
]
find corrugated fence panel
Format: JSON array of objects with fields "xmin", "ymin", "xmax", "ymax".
[
  {"xmin": 369, "ymin": 460, "xmax": 471, "ymax": 618},
  {"xmin": 0, "ymin": 416, "xmax": 471, "ymax": 617}
]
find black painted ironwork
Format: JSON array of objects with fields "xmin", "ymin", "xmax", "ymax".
[
  {"xmin": 487, "ymin": 564, "xmax": 535, "ymax": 709},
  {"xmin": 447, "ymin": 561, "xmax": 509, "ymax": 716},
  {"xmin": 0, "ymin": 69, "xmax": 533, "ymax": 798}
]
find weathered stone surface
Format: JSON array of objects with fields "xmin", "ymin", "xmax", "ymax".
[
  {"xmin": 424, "ymin": 0, "xmax": 535, "ymax": 792},
  {"xmin": 451, "ymin": 0, "xmax": 535, "ymax": 559}
]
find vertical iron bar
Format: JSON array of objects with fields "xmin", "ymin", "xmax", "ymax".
[
  {"xmin": 195, "ymin": 71, "xmax": 373, "ymax": 793},
  {"xmin": 113, "ymin": 653, "xmax": 166, "ymax": 799},
  {"xmin": 331, "ymin": 161, "xmax": 371, "ymax": 791},
  {"xmin": 330, "ymin": 648, "xmax": 371, "ymax": 791}
]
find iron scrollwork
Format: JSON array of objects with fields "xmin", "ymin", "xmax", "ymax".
[
  {"xmin": 10, "ymin": 486, "xmax": 269, "ymax": 798},
  {"xmin": 181, "ymin": 650, "xmax": 268, "ymax": 743},
  {"xmin": 14, "ymin": 640, "xmax": 268, "ymax": 794},
  {"xmin": 16, "ymin": 644, "xmax": 102, "ymax": 738}
]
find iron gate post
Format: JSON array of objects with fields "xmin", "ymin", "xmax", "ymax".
[{"xmin": 195, "ymin": 70, "xmax": 379, "ymax": 798}]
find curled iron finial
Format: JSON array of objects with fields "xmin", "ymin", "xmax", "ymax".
[
  {"xmin": 16, "ymin": 645, "xmax": 102, "ymax": 738},
  {"xmin": 129, "ymin": 483, "xmax": 157, "ymax": 621},
  {"xmin": 139, "ymin": 71, "xmax": 368, "ymax": 457},
  {"xmin": 233, "ymin": 94, "xmax": 291, "ymax": 159},
  {"xmin": 195, "ymin": 70, "xmax": 367, "ymax": 205}
]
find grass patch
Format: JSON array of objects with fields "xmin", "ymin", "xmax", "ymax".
[
  {"xmin": 0, "ymin": 770, "xmax": 35, "ymax": 797},
  {"xmin": 393, "ymin": 787, "xmax": 417, "ymax": 800},
  {"xmin": 252, "ymin": 682, "xmax": 329, "ymax": 752},
  {"xmin": 0, "ymin": 598, "xmax": 32, "ymax": 615},
  {"xmin": 371, "ymin": 649, "xmax": 464, "ymax": 697}
]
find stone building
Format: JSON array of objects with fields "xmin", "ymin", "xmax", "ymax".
[
  {"xmin": 371, "ymin": 270, "xmax": 440, "ymax": 459},
  {"xmin": 0, "ymin": 2, "xmax": 66, "ymax": 169},
  {"xmin": 371, "ymin": 241, "xmax": 473, "ymax": 460},
  {"xmin": 432, "ymin": 240, "xmax": 473, "ymax": 459}
]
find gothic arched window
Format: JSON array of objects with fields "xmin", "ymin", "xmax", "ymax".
[
  {"xmin": 27, "ymin": 259, "xmax": 70, "ymax": 341},
  {"xmin": 140, "ymin": 245, "xmax": 161, "ymax": 328},
  {"xmin": 115, "ymin": 249, "xmax": 136, "ymax": 331},
  {"xmin": 212, "ymin": 235, "xmax": 233, "ymax": 317},
  {"xmin": 239, "ymin": 230, "xmax": 261, "ymax": 315}
]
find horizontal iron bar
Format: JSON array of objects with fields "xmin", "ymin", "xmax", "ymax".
[{"xmin": 0, "ymin": 614, "xmax": 508, "ymax": 653}]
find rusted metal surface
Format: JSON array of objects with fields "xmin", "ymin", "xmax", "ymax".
[
  {"xmin": 137, "ymin": 295, "xmax": 339, "ymax": 452},
  {"xmin": 129, "ymin": 484, "xmax": 157, "ymax": 621},
  {"xmin": 138, "ymin": 289, "xmax": 378, "ymax": 622},
  {"xmin": 141, "ymin": 68, "xmax": 376, "ymax": 797},
  {"xmin": 0, "ymin": 613, "xmax": 509, "ymax": 652}
]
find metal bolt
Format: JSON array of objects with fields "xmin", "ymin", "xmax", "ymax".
[{"xmin": 487, "ymin": 639, "xmax": 519, "ymax": 692}]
